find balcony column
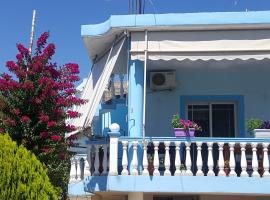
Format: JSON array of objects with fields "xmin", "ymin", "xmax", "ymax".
[
  {"xmin": 196, "ymin": 142, "xmax": 204, "ymax": 176},
  {"xmin": 164, "ymin": 141, "xmax": 171, "ymax": 176},
  {"xmin": 251, "ymin": 142, "xmax": 260, "ymax": 177},
  {"xmin": 86, "ymin": 145, "xmax": 92, "ymax": 175},
  {"xmin": 128, "ymin": 60, "xmax": 144, "ymax": 173},
  {"xmin": 108, "ymin": 123, "xmax": 121, "ymax": 176},
  {"xmin": 153, "ymin": 141, "xmax": 160, "ymax": 176},
  {"xmin": 69, "ymin": 157, "xmax": 77, "ymax": 183},
  {"xmin": 84, "ymin": 155, "xmax": 91, "ymax": 177},
  {"xmin": 207, "ymin": 142, "xmax": 215, "ymax": 176},
  {"xmin": 76, "ymin": 157, "xmax": 82, "ymax": 180},
  {"xmin": 174, "ymin": 141, "xmax": 181, "ymax": 176},
  {"xmin": 218, "ymin": 142, "xmax": 225, "ymax": 177},
  {"xmin": 128, "ymin": 60, "xmax": 144, "ymax": 138},
  {"xmin": 263, "ymin": 143, "xmax": 270, "ymax": 177},
  {"xmin": 142, "ymin": 141, "xmax": 149, "ymax": 176},
  {"xmin": 101, "ymin": 144, "xmax": 108, "ymax": 175},
  {"xmin": 185, "ymin": 142, "xmax": 193, "ymax": 176},
  {"xmin": 240, "ymin": 142, "xmax": 248, "ymax": 177},
  {"xmin": 229, "ymin": 142, "xmax": 237, "ymax": 177},
  {"xmin": 121, "ymin": 141, "xmax": 129, "ymax": 175},
  {"xmin": 131, "ymin": 141, "xmax": 139, "ymax": 175},
  {"xmin": 93, "ymin": 145, "xmax": 100, "ymax": 176}
]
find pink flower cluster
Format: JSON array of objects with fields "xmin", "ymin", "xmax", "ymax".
[
  {"xmin": 67, "ymin": 110, "xmax": 79, "ymax": 118},
  {"xmin": 66, "ymin": 124, "xmax": 76, "ymax": 132},
  {"xmin": 47, "ymin": 121, "xmax": 57, "ymax": 127},
  {"xmin": 39, "ymin": 113, "xmax": 49, "ymax": 122},
  {"xmin": 21, "ymin": 115, "xmax": 30, "ymax": 123},
  {"xmin": 65, "ymin": 63, "xmax": 79, "ymax": 74},
  {"xmin": 180, "ymin": 119, "xmax": 194, "ymax": 129},
  {"xmin": 37, "ymin": 32, "xmax": 49, "ymax": 49},
  {"xmin": 43, "ymin": 43, "xmax": 55, "ymax": 58},
  {"xmin": 17, "ymin": 44, "xmax": 29, "ymax": 55},
  {"xmin": 51, "ymin": 135, "xmax": 61, "ymax": 141}
]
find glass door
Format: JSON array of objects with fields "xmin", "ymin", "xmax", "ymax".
[
  {"xmin": 212, "ymin": 104, "xmax": 235, "ymax": 137},
  {"xmin": 187, "ymin": 102, "xmax": 236, "ymax": 138},
  {"xmin": 188, "ymin": 104, "xmax": 210, "ymax": 137}
]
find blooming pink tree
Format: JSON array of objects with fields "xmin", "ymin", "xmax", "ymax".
[{"xmin": 0, "ymin": 32, "xmax": 84, "ymax": 199}]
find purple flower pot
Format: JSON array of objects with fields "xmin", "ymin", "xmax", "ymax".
[{"xmin": 174, "ymin": 128, "xmax": 195, "ymax": 137}]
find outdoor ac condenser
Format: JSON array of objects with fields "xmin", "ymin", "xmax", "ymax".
[{"xmin": 150, "ymin": 71, "xmax": 176, "ymax": 91}]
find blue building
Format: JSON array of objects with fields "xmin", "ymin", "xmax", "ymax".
[{"xmin": 68, "ymin": 11, "xmax": 270, "ymax": 200}]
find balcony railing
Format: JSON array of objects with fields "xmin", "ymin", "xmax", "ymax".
[{"xmin": 69, "ymin": 129, "xmax": 270, "ymax": 183}]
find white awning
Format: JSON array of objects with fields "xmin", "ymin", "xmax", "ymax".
[
  {"xmin": 130, "ymin": 30, "xmax": 270, "ymax": 61},
  {"xmin": 68, "ymin": 37, "xmax": 126, "ymax": 135}
]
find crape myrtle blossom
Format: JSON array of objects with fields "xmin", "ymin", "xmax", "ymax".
[{"xmin": 0, "ymin": 32, "xmax": 85, "ymax": 199}]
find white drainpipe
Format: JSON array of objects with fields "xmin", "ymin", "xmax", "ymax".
[{"xmin": 143, "ymin": 30, "xmax": 148, "ymax": 140}]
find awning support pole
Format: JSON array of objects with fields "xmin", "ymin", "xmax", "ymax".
[{"xmin": 143, "ymin": 30, "xmax": 148, "ymax": 141}]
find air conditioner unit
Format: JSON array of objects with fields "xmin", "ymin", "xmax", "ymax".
[{"xmin": 150, "ymin": 71, "xmax": 176, "ymax": 91}]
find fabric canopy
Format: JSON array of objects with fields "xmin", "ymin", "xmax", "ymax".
[
  {"xmin": 130, "ymin": 30, "xmax": 270, "ymax": 61},
  {"xmin": 68, "ymin": 37, "xmax": 126, "ymax": 135}
]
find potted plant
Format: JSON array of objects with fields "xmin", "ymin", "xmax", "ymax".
[
  {"xmin": 171, "ymin": 114, "xmax": 201, "ymax": 137},
  {"xmin": 246, "ymin": 118, "xmax": 270, "ymax": 138}
]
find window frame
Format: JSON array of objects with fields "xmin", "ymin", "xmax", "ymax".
[
  {"xmin": 186, "ymin": 101, "xmax": 238, "ymax": 137},
  {"xmin": 180, "ymin": 95, "xmax": 245, "ymax": 137}
]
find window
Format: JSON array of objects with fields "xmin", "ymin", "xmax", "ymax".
[{"xmin": 187, "ymin": 102, "xmax": 236, "ymax": 137}]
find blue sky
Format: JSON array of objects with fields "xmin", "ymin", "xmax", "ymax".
[{"xmin": 1, "ymin": 0, "xmax": 270, "ymax": 81}]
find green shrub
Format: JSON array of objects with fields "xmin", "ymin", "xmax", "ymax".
[
  {"xmin": 0, "ymin": 134, "xmax": 58, "ymax": 200},
  {"xmin": 246, "ymin": 118, "xmax": 263, "ymax": 132}
]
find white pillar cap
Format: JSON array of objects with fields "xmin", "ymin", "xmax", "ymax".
[{"xmin": 109, "ymin": 123, "xmax": 120, "ymax": 133}]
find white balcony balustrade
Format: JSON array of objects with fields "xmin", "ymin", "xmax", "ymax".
[
  {"xmin": 115, "ymin": 137, "xmax": 270, "ymax": 178},
  {"xmin": 69, "ymin": 141, "xmax": 109, "ymax": 183},
  {"xmin": 70, "ymin": 125, "xmax": 270, "ymax": 182}
]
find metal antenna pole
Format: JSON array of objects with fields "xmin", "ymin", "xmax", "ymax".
[{"xmin": 29, "ymin": 10, "xmax": 36, "ymax": 55}]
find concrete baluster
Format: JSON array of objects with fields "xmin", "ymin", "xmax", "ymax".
[
  {"xmin": 131, "ymin": 141, "xmax": 139, "ymax": 175},
  {"xmin": 142, "ymin": 141, "xmax": 149, "ymax": 176},
  {"xmin": 229, "ymin": 142, "xmax": 237, "ymax": 177},
  {"xmin": 196, "ymin": 142, "xmax": 204, "ymax": 176},
  {"xmin": 121, "ymin": 141, "xmax": 129, "ymax": 175},
  {"xmin": 240, "ymin": 142, "xmax": 248, "ymax": 177},
  {"xmin": 252, "ymin": 142, "xmax": 260, "ymax": 177},
  {"xmin": 174, "ymin": 141, "xmax": 181, "ymax": 176},
  {"xmin": 102, "ymin": 144, "xmax": 108, "ymax": 175},
  {"xmin": 153, "ymin": 141, "xmax": 160, "ymax": 176},
  {"xmin": 164, "ymin": 141, "xmax": 171, "ymax": 176},
  {"xmin": 218, "ymin": 142, "xmax": 225, "ymax": 176},
  {"xmin": 263, "ymin": 143, "xmax": 270, "ymax": 178},
  {"xmin": 185, "ymin": 142, "xmax": 193, "ymax": 176},
  {"xmin": 207, "ymin": 142, "xmax": 215, "ymax": 176}
]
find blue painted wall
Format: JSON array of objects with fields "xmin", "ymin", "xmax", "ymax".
[
  {"xmin": 145, "ymin": 59, "xmax": 270, "ymax": 137},
  {"xmin": 92, "ymin": 99, "xmax": 128, "ymax": 137}
]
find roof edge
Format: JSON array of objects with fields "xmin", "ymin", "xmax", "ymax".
[{"xmin": 81, "ymin": 10, "xmax": 270, "ymax": 37}]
